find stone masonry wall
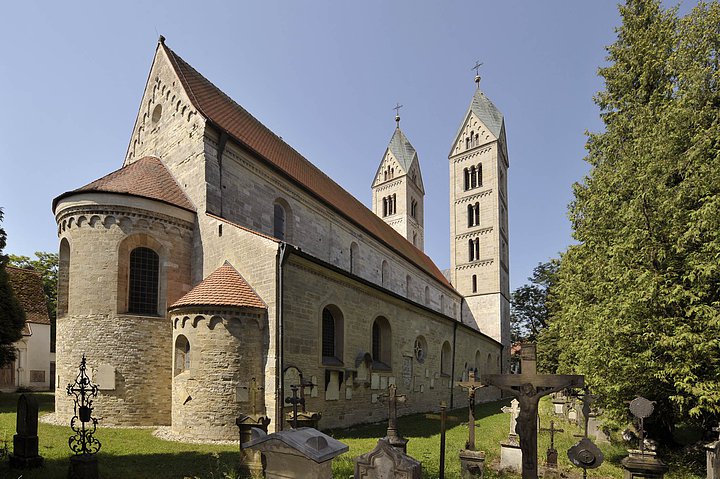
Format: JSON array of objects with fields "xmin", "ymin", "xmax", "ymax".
[
  {"xmin": 281, "ymin": 255, "xmax": 501, "ymax": 430},
  {"xmin": 171, "ymin": 308, "xmax": 266, "ymax": 440},
  {"xmin": 54, "ymin": 199, "xmax": 193, "ymax": 426}
]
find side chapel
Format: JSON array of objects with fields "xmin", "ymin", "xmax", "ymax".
[{"xmin": 52, "ymin": 38, "xmax": 510, "ymax": 440}]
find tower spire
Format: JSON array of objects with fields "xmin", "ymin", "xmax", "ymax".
[
  {"xmin": 471, "ymin": 60, "xmax": 483, "ymax": 89},
  {"xmin": 393, "ymin": 102, "xmax": 403, "ymax": 126}
]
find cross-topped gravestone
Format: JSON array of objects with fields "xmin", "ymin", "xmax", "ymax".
[
  {"xmin": 456, "ymin": 370, "xmax": 486, "ymax": 451},
  {"xmin": 378, "ymin": 383, "xmax": 408, "ymax": 452},
  {"xmin": 285, "ymin": 384, "xmax": 304, "ymax": 429},
  {"xmin": 540, "ymin": 420, "xmax": 563, "ymax": 467},
  {"xmin": 483, "ymin": 343, "xmax": 584, "ymax": 479},
  {"xmin": 501, "ymin": 398, "xmax": 521, "ymax": 441}
]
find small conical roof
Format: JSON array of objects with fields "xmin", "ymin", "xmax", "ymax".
[{"xmin": 169, "ymin": 261, "xmax": 266, "ymax": 310}]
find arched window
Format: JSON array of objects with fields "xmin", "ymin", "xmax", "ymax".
[
  {"xmin": 128, "ymin": 247, "xmax": 159, "ymax": 315},
  {"xmin": 467, "ymin": 204, "xmax": 473, "ymax": 227},
  {"xmin": 465, "ymin": 137, "xmax": 470, "ymax": 149},
  {"xmin": 372, "ymin": 316, "xmax": 392, "ymax": 370},
  {"xmin": 384, "ymin": 170, "xmax": 388, "ymax": 181},
  {"xmin": 322, "ymin": 305, "xmax": 344, "ymax": 365},
  {"xmin": 470, "ymin": 166, "xmax": 477, "ymax": 189},
  {"xmin": 469, "ymin": 238, "xmax": 479, "ymax": 261},
  {"xmin": 382, "ymin": 197, "xmax": 388, "ymax": 217},
  {"xmin": 477, "ymin": 163, "xmax": 483, "ymax": 187},
  {"xmin": 424, "ymin": 286, "xmax": 430, "ymax": 304},
  {"xmin": 472, "ymin": 274, "xmax": 478, "ymax": 293},
  {"xmin": 273, "ymin": 203, "xmax": 286, "ymax": 240},
  {"xmin": 475, "ymin": 350, "xmax": 482, "ymax": 374},
  {"xmin": 174, "ymin": 335, "xmax": 190, "ymax": 376},
  {"xmin": 463, "ymin": 168, "xmax": 470, "ymax": 190},
  {"xmin": 406, "ymin": 275, "xmax": 412, "ymax": 297},
  {"xmin": 413, "ymin": 233, "xmax": 417, "ymax": 246},
  {"xmin": 381, "ymin": 260, "xmax": 389, "ymax": 286},
  {"xmin": 441, "ymin": 341, "xmax": 452, "ymax": 376},
  {"xmin": 58, "ymin": 238, "xmax": 70, "ymax": 317},
  {"xmin": 350, "ymin": 242, "xmax": 359, "ymax": 273},
  {"xmin": 440, "ymin": 294, "xmax": 445, "ymax": 313},
  {"xmin": 487, "ymin": 353, "xmax": 493, "ymax": 373},
  {"xmin": 469, "ymin": 239, "xmax": 475, "ymax": 261}
]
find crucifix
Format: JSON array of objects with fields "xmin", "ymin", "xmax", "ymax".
[
  {"xmin": 248, "ymin": 377, "xmax": 263, "ymax": 416},
  {"xmin": 482, "ymin": 343, "xmax": 584, "ymax": 479},
  {"xmin": 456, "ymin": 370, "xmax": 486, "ymax": 451},
  {"xmin": 393, "ymin": 102, "xmax": 403, "ymax": 126},
  {"xmin": 284, "ymin": 384, "xmax": 304, "ymax": 429},
  {"xmin": 540, "ymin": 420, "xmax": 564, "ymax": 467},
  {"xmin": 378, "ymin": 383, "xmax": 408, "ymax": 452}
]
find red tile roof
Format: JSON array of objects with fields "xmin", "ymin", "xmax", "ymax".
[
  {"xmin": 169, "ymin": 261, "xmax": 266, "ymax": 310},
  {"xmin": 53, "ymin": 156, "xmax": 195, "ymax": 213},
  {"xmin": 6, "ymin": 266, "xmax": 50, "ymax": 326},
  {"xmin": 161, "ymin": 42, "xmax": 453, "ymax": 290}
]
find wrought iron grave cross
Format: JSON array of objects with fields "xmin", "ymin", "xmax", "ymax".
[
  {"xmin": 66, "ymin": 354, "xmax": 101, "ymax": 455},
  {"xmin": 483, "ymin": 343, "xmax": 583, "ymax": 479},
  {"xmin": 285, "ymin": 384, "xmax": 304, "ymax": 429},
  {"xmin": 456, "ymin": 370, "xmax": 486, "ymax": 450}
]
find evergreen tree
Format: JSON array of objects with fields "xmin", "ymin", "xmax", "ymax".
[
  {"xmin": 543, "ymin": 0, "xmax": 720, "ymax": 438},
  {"xmin": 0, "ymin": 208, "xmax": 25, "ymax": 367}
]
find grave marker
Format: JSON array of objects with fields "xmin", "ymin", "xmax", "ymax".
[{"xmin": 9, "ymin": 394, "xmax": 43, "ymax": 468}]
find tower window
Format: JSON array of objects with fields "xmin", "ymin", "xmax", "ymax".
[
  {"xmin": 470, "ymin": 166, "xmax": 477, "ymax": 189},
  {"xmin": 468, "ymin": 238, "xmax": 479, "ymax": 262},
  {"xmin": 464, "ymin": 168, "xmax": 470, "ymax": 191},
  {"xmin": 411, "ymin": 198, "xmax": 417, "ymax": 219},
  {"xmin": 472, "ymin": 274, "xmax": 477, "ymax": 293},
  {"xmin": 382, "ymin": 197, "xmax": 388, "ymax": 217},
  {"xmin": 128, "ymin": 247, "xmax": 159, "ymax": 315},
  {"xmin": 468, "ymin": 202, "xmax": 480, "ymax": 227},
  {"xmin": 477, "ymin": 163, "xmax": 483, "ymax": 187}
]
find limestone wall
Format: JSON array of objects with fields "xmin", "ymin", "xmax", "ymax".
[
  {"xmin": 201, "ymin": 129, "xmax": 461, "ymax": 321},
  {"xmin": 171, "ymin": 308, "xmax": 266, "ymax": 440},
  {"xmin": 281, "ymin": 254, "xmax": 501, "ymax": 430},
  {"xmin": 54, "ymin": 195, "xmax": 193, "ymax": 426}
]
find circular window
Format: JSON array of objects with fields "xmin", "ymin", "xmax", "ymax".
[
  {"xmin": 414, "ymin": 336, "xmax": 427, "ymax": 363},
  {"xmin": 151, "ymin": 104, "xmax": 163, "ymax": 123}
]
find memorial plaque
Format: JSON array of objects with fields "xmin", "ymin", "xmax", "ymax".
[
  {"xmin": 371, "ymin": 373, "xmax": 380, "ymax": 390},
  {"xmin": 96, "ymin": 364, "xmax": 115, "ymax": 391},
  {"xmin": 403, "ymin": 357, "xmax": 413, "ymax": 388},
  {"xmin": 236, "ymin": 385, "xmax": 249, "ymax": 403}
]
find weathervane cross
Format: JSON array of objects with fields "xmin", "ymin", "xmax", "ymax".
[
  {"xmin": 393, "ymin": 103, "xmax": 403, "ymax": 125},
  {"xmin": 471, "ymin": 60, "xmax": 483, "ymax": 76}
]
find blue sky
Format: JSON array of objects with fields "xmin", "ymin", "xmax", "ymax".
[{"xmin": 0, "ymin": 1, "xmax": 694, "ymax": 291}]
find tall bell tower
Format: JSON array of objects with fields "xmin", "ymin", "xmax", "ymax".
[
  {"xmin": 448, "ymin": 72, "xmax": 510, "ymax": 354},
  {"xmin": 372, "ymin": 108, "xmax": 425, "ymax": 250}
]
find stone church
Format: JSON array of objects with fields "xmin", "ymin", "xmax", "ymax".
[{"xmin": 52, "ymin": 38, "xmax": 510, "ymax": 440}]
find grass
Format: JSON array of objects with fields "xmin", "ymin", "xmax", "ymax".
[{"xmin": 0, "ymin": 392, "xmax": 705, "ymax": 479}]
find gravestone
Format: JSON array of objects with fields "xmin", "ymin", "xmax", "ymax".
[
  {"xmin": 9, "ymin": 394, "xmax": 43, "ymax": 468},
  {"xmin": 551, "ymin": 392, "xmax": 566, "ymax": 417},
  {"xmin": 378, "ymin": 384, "xmax": 408, "ymax": 453},
  {"xmin": 245, "ymin": 427, "xmax": 347, "ymax": 479},
  {"xmin": 236, "ymin": 377, "xmax": 271, "ymax": 477},
  {"xmin": 499, "ymin": 399, "xmax": 522, "ymax": 472},
  {"xmin": 285, "ymin": 379, "xmax": 322, "ymax": 429},
  {"xmin": 705, "ymin": 424, "xmax": 720, "ymax": 479},
  {"xmin": 456, "ymin": 370, "xmax": 486, "ymax": 478},
  {"xmin": 620, "ymin": 397, "xmax": 668, "ymax": 479},
  {"xmin": 354, "ymin": 437, "xmax": 422, "ymax": 479},
  {"xmin": 483, "ymin": 343, "xmax": 584, "ymax": 479}
]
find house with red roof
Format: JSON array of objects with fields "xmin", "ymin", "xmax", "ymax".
[
  {"xmin": 52, "ymin": 38, "xmax": 510, "ymax": 439},
  {"xmin": 0, "ymin": 266, "xmax": 53, "ymax": 392}
]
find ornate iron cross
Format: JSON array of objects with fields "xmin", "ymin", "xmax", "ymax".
[
  {"xmin": 66, "ymin": 354, "xmax": 101, "ymax": 455},
  {"xmin": 285, "ymin": 384, "xmax": 304, "ymax": 429}
]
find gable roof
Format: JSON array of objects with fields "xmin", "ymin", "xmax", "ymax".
[
  {"xmin": 52, "ymin": 156, "xmax": 195, "ymax": 213},
  {"xmin": 169, "ymin": 261, "xmax": 266, "ymax": 310},
  {"xmin": 160, "ymin": 41, "xmax": 453, "ymax": 290},
  {"xmin": 6, "ymin": 266, "xmax": 50, "ymax": 326}
]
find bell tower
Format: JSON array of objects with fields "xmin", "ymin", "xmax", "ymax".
[
  {"xmin": 372, "ymin": 108, "xmax": 425, "ymax": 250},
  {"xmin": 448, "ymin": 72, "xmax": 510, "ymax": 353}
]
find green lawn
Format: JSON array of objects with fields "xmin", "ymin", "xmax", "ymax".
[{"xmin": 0, "ymin": 392, "xmax": 704, "ymax": 479}]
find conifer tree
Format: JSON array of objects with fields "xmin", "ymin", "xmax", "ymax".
[
  {"xmin": 0, "ymin": 208, "xmax": 25, "ymax": 367},
  {"xmin": 543, "ymin": 0, "xmax": 720, "ymax": 436}
]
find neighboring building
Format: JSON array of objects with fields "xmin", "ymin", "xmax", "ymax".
[
  {"xmin": 0, "ymin": 266, "xmax": 54, "ymax": 392},
  {"xmin": 52, "ymin": 38, "xmax": 510, "ymax": 439}
]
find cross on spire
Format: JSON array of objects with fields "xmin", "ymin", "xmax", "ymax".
[
  {"xmin": 471, "ymin": 60, "xmax": 483, "ymax": 88},
  {"xmin": 393, "ymin": 103, "xmax": 403, "ymax": 126}
]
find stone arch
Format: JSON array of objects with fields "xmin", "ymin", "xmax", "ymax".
[
  {"xmin": 174, "ymin": 334, "xmax": 190, "ymax": 376},
  {"xmin": 320, "ymin": 304, "xmax": 344, "ymax": 366},
  {"xmin": 441, "ymin": 341, "xmax": 452, "ymax": 376},
  {"xmin": 116, "ymin": 233, "xmax": 167, "ymax": 316},
  {"xmin": 371, "ymin": 316, "xmax": 392, "ymax": 370},
  {"xmin": 58, "ymin": 238, "xmax": 71, "ymax": 317},
  {"xmin": 192, "ymin": 315, "xmax": 205, "ymax": 328},
  {"xmin": 208, "ymin": 316, "xmax": 224, "ymax": 330}
]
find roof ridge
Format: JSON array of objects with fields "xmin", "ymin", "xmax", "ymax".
[{"xmin": 5, "ymin": 265, "xmax": 41, "ymax": 276}]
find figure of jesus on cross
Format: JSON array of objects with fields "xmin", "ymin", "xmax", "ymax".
[{"xmin": 483, "ymin": 344, "xmax": 584, "ymax": 479}]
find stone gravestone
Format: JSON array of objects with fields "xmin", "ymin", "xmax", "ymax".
[
  {"xmin": 355, "ymin": 438, "xmax": 422, "ymax": 479},
  {"xmin": 499, "ymin": 399, "xmax": 522, "ymax": 472},
  {"xmin": 245, "ymin": 427, "xmax": 347, "ymax": 479},
  {"xmin": 483, "ymin": 343, "xmax": 584, "ymax": 479},
  {"xmin": 236, "ymin": 377, "xmax": 271, "ymax": 477},
  {"xmin": 9, "ymin": 394, "xmax": 43, "ymax": 468},
  {"xmin": 706, "ymin": 424, "xmax": 720, "ymax": 479}
]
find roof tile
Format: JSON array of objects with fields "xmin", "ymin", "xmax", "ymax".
[
  {"xmin": 6, "ymin": 266, "xmax": 50, "ymax": 325},
  {"xmin": 169, "ymin": 262, "xmax": 266, "ymax": 310}
]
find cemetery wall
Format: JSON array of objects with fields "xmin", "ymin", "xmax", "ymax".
[
  {"xmin": 281, "ymin": 254, "xmax": 502, "ymax": 429},
  {"xmin": 54, "ymin": 195, "xmax": 194, "ymax": 426},
  {"xmin": 171, "ymin": 308, "xmax": 266, "ymax": 440}
]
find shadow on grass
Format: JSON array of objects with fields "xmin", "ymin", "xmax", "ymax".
[
  {"xmin": 0, "ymin": 391, "xmax": 55, "ymax": 414},
  {"xmin": 326, "ymin": 398, "xmax": 510, "ymax": 440},
  {"xmin": 0, "ymin": 450, "xmax": 240, "ymax": 479}
]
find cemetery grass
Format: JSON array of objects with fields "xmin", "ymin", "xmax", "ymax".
[{"xmin": 0, "ymin": 393, "xmax": 705, "ymax": 479}]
